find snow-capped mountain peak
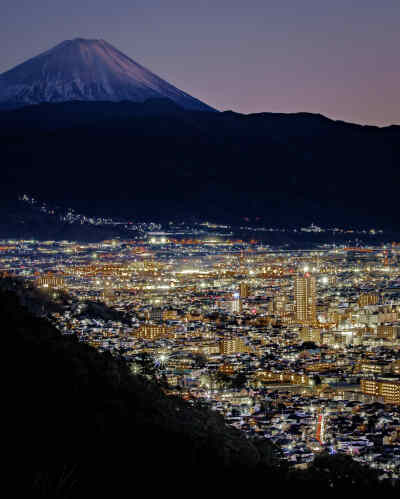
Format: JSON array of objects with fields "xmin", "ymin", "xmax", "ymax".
[{"xmin": 0, "ymin": 38, "xmax": 214, "ymax": 111}]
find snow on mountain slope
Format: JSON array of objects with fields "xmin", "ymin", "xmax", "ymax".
[{"xmin": 0, "ymin": 38, "xmax": 215, "ymax": 111}]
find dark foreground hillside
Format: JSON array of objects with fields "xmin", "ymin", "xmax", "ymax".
[
  {"xmin": 4, "ymin": 288, "xmax": 269, "ymax": 463},
  {"xmin": 3, "ymin": 286, "xmax": 398, "ymax": 496}
]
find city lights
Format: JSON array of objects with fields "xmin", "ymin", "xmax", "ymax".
[{"xmin": 1, "ymin": 227, "xmax": 400, "ymax": 477}]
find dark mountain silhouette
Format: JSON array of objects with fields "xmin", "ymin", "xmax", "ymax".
[{"xmin": 0, "ymin": 100, "xmax": 399, "ymax": 230}]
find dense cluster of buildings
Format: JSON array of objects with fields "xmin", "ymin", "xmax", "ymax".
[{"xmin": 1, "ymin": 232, "xmax": 400, "ymax": 476}]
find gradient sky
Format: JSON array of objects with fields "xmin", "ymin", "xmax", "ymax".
[{"xmin": 1, "ymin": 0, "xmax": 399, "ymax": 125}]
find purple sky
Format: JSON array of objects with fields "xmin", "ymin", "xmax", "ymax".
[{"xmin": 1, "ymin": 0, "xmax": 399, "ymax": 125}]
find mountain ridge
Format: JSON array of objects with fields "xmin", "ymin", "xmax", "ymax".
[{"xmin": 1, "ymin": 101, "xmax": 400, "ymax": 231}]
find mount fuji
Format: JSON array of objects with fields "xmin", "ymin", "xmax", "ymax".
[{"xmin": 0, "ymin": 38, "xmax": 215, "ymax": 111}]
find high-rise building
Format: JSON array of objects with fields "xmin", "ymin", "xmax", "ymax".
[
  {"xmin": 239, "ymin": 282, "xmax": 249, "ymax": 299},
  {"xmin": 294, "ymin": 273, "xmax": 316, "ymax": 324},
  {"xmin": 231, "ymin": 293, "xmax": 242, "ymax": 314}
]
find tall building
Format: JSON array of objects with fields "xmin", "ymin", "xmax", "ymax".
[
  {"xmin": 231, "ymin": 293, "xmax": 242, "ymax": 314},
  {"xmin": 239, "ymin": 282, "xmax": 249, "ymax": 299},
  {"xmin": 294, "ymin": 273, "xmax": 316, "ymax": 324}
]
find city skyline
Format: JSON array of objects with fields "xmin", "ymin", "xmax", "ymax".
[{"xmin": 2, "ymin": 228, "xmax": 400, "ymax": 477}]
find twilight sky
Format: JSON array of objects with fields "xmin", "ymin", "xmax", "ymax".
[{"xmin": 1, "ymin": 0, "xmax": 399, "ymax": 125}]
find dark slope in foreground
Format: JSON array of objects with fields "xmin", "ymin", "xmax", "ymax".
[
  {"xmin": 1, "ymin": 101, "xmax": 400, "ymax": 229},
  {"xmin": 3, "ymin": 282, "xmax": 398, "ymax": 495},
  {"xmin": 3, "ymin": 286, "xmax": 272, "ymax": 467}
]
